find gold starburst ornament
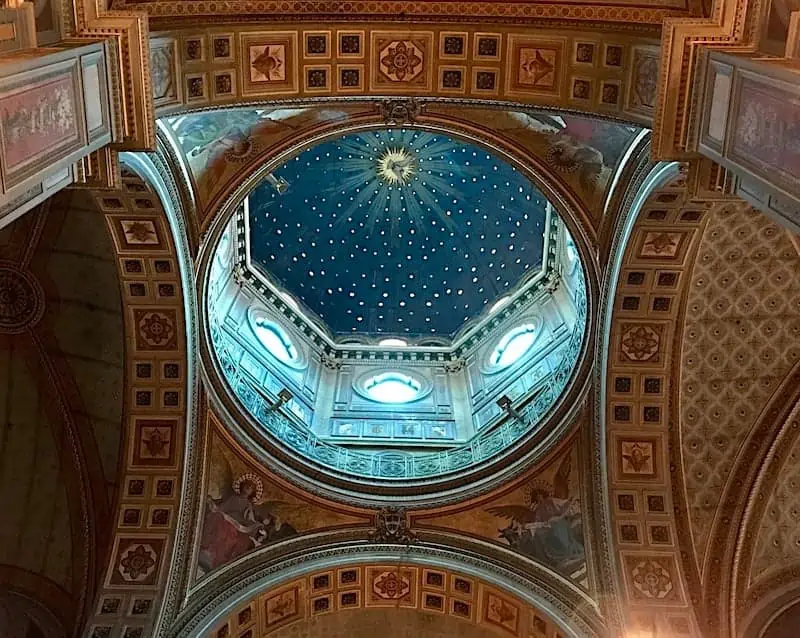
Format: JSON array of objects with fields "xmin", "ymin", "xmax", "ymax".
[{"xmin": 377, "ymin": 147, "xmax": 416, "ymax": 186}]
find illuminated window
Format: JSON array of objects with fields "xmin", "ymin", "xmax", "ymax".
[
  {"xmin": 378, "ymin": 338, "xmax": 408, "ymax": 347},
  {"xmin": 490, "ymin": 296, "xmax": 510, "ymax": 314},
  {"xmin": 254, "ymin": 320, "xmax": 298, "ymax": 365},
  {"xmin": 363, "ymin": 372, "xmax": 422, "ymax": 404},
  {"xmin": 490, "ymin": 324, "xmax": 537, "ymax": 368}
]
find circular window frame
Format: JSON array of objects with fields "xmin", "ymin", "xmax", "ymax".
[
  {"xmin": 248, "ymin": 305, "xmax": 308, "ymax": 371},
  {"xmin": 353, "ymin": 369, "xmax": 432, "ymax": 404},
  {"xmin": 482, "ymin": 318, "xmax": 542, "ymax": 375}
]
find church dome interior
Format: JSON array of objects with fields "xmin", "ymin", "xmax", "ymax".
[
  {"xmin": 0, "ymin": 0, "xmax": 799, "ymax": 637},
  {"xmin": 202, "ymin": 120, "xmax": 589, "ymax": 494}
]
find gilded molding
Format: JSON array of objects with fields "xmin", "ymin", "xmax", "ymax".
[
  {"xmin": 162, "ymin": 538, "xmax": 604, "ymax": 638},
  {"xmin": 651, "ymin": 0, "xmax": 765, "ymax": 160}
]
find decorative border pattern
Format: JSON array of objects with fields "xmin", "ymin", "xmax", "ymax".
[
  {"xmin": 119, "ymin": 1, "xmax": 688, "ymax": 27},
  {"xmin": 83, "ymin": 169, "xmax": 191, "ymax": 638},
  {"xmin": 603, "ymin": 170, "xmax": 712, "ymax": 636},
  {"xmin": 149, "ymin": 24, "xmax": 661, "ymax": 123}
]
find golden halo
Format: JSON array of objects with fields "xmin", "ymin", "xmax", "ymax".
[{"xmin": 233, "ymin": 473, "xmax": 264, "ymax": 501}]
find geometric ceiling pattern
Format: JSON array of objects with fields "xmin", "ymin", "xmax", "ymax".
[
  {"xmin": 1, "ymin": 0, "xmax": 799, "ymax": 624},
  {"xmin": 680, "ymin": 205, "xmax": 800, "ymax": 573},
  {"xmin": 69, "ymin": 171, "xmax": 191, "ymax": 638},
  {"xmin": 209, "ymin": 563, "xmax": 567, "ymax": 638},
  {"xmin": 247, "ymin": 128, "xmax": 548, "ymax": 336},
  {"xmin": 603, "ymin": 178, "xmax": 800, "ymax": 638},
  {"xmin": 603, "ymin": 172, "xmax": 708, "ymax": 637},
  {"xmin": 149, "ymin": 24, "xmax": 662, "ymax": 133}
]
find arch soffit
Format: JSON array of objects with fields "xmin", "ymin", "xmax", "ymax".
[
  {"xmin": 597, "ymin": 164, "xmax": 714, "ymax": 635},
  {"xmin": 166, "ymin": 545, "xmax": 606, "ymax": 638},
  {"xmin": 73, "ymin": 156, "xmax": 199, "ymax": 638},
  {"xmin": 599, "ymin": 174, "xmax": 800, "ymax": 637}
]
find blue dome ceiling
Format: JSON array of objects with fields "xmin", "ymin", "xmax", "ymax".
[{"xmin": 247, "ymin": 128, "xmax": 549, "ymax": 337}]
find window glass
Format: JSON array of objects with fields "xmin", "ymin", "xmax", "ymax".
[
  {"xmin": 364, "ymin": 372, "xmax": 422, "ymax": 403},
  {"xmin": 490, "ymin": 324, "xmax": 537, "ymax": 368},
  {"xmin": 254, "ymin": 321, "xmax": 298, "ymax": 364},
  {"xmin": 378, "ymin": 338, "xmax": 408, "ymax": 347}
]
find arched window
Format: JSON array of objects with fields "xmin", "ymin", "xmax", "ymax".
[
  {"xmin": 363, "ymin": 372, "xmax": 423, "ymax": 404},
  {"xmin": 490, "ymin": 324, "xmax": 538, "ymax": 368},
  {"xmin": 378, "ymin": 338, "xmax": 408, "ymax": 347},
  {"xmin": 254, "ymin": 320, "xmax": 298, "ymax": 365},
  {"xmin": 490, "ymin": 296, "xmax": 510, "ymax": 314}
]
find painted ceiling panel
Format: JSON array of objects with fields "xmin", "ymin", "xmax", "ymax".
[
  {"xmin": 247, "ymin": 128, "xmax": 548, "ymax": 336},
  {"xmin": 680, "ymin": 206, "xmax": 800, "ymax": 569}
]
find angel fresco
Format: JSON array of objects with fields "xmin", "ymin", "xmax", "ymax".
[
  {"xmin": 486, "ymin": 455, "xmax": 584, "ymax": 578},
  {"xmin": 197, "ymin": 461, "xmax": 297, "ymax": 575}
]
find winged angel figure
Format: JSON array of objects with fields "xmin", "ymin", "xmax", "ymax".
[
  {"xmin": 198, "ymin": 454, "xmax": 297, "ymax": 574},
  {"xmin": 486, "ymin": 455, "xmax": 584, "ymax": 576}
]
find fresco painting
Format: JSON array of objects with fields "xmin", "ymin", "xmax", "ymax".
[
  {"xmin": 164, "ymin": 105, "xmax": 639, "ymax": 217},
  {"xmin": 430, "ymin": 106, "xmax": 641, "ymax": 215},
  {"xmin": 197, "ymin": 430, "xmax": 369, "ymax": 578},
  {"xmin": 0, "ymin": 72, "xmax": 79, "ymax": 183},
  {"xmin": 413, "ymin": 443, "xmax": 586, "ymax": 586},
  {"xmin": 165, "ymin": 106, "xmax": 363, "ymax": 208},
  {"xmin": 730, "ymin": 78, "xmax": 800, "ymax": 198}
]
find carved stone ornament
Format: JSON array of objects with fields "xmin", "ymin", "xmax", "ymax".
[
  {"xmin": 379, "ymin": 98, "xmax": 422, "ymax": 125},
  {"xmin": 0, "ymin": 263, "xmax": 44, "ymax": 334},
  {"xmin": 444, "ymin": 358, "xmax": 466, "ymax": 374},
  {"xmin": 321, "ymin": 353, "xmax": 342, "ymax": 370},
  {"xmin": 369, "ymin": 506, "xmax": 418, "ymax": 544},
  {"xmin": 544, "ymin": 273, "xmax": 560, "ymax": 294},
  {"xmin": 233, "ymin": 263, "xmax": 245, "ymax": 285}
]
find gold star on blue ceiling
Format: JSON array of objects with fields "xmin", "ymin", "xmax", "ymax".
[{"xmin": 247, "ymin": 128, "xmax": 548, "ymax": 336}]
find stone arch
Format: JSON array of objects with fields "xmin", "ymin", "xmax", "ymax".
[
  {"xmin": 76, "ymin": 155, "xmax": 199, "ymax": 638},
  {"xmin": 162, "ymin": 545, "xmax": 606, "ymax": 638},
  {"xmin": 0, "ymin": 588, "xmax": 67, "ymax": 638},
  {"xmin": 597, "ymin": 162, "xmax": 714, "ymax": 635},
  {"xmin": 0, "ymin": 189, "xmax": 128, "ymax": 636}
]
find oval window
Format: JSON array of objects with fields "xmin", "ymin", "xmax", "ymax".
[
  {"xmin": 490, "ymin": 324, "xmax": 537, "ymax": 368},
  {"xmin": 363, "ymin": 372, "xmax": 422, "ymax": 404},
  {"xmin": 254, "ymin": 320, "xmax": 298, "ymax": 365}
]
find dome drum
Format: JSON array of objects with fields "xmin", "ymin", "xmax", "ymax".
[{"xmin": 199, "ymin": 121, "xmax": 595, "ymax": 502}]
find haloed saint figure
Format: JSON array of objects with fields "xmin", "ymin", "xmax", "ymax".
[
  {"xmin": 487, "ymin": 455, "xmax": 584, "ymax": 578},
  {"xmin": 198, "ymin": 470, "xmax": 297, "ymax": 575}
]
